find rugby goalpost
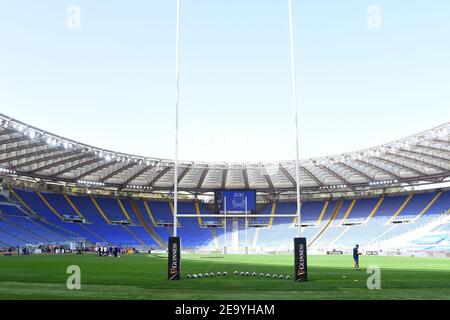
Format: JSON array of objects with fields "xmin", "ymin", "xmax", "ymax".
[{"xmin": 168, "ymin": 0, "xmax": 307, "ymax": 282}]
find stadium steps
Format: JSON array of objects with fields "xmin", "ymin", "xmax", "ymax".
[
  {"xmin": 365, "ymin": 196, "xmax": 385, "ymax": 223},
  {"xmin": 327, "ymin": 226, "xmax": 351, "ymax": 248},
  {"xmin": 129, "ymin": 199, "xmax": 166, "ymax": 248},
  {"xmin": 388, "ymin": 193, "xmax": 414, "ymax": 223},
  {"xmin": 168, "ymin": 200, "xmax": 181, "ymax": 227},
  {"xmin": 36, "ymin": 192, "xmax": 64, "ymax": 220},
  {"xmin": 117, "ymin": 199, "xmax": 132, "ymax": 223},
  {"xmin": 316, "ymin": 201, "xmax": 329, "ymax": 225},
  {"xmin": 340, "ymin": 199, "xmax": 357, "ymax": 225},
  {"xmin": 0, "ymin": 191, "xmax": 9, "ymax": 201},
  {"xmin": 33, "ymin": 218, "xmax": 80, "ymax": 240},
  {"xmin": 77, "ymin": 222, "xmax": 109, "ymax": 243},
  {"xmin": 363, "ymin": 224, "xmax": 398, "ymax": 246},
  {"xmin": 123, "ymin": 225, "xmax": 145, "ymax": 245},
  {"xmin": 143, "ymin": 201, "xmax": 157, "ymax": 226},
  {"xmin": 268, "ymin": 202, "xmax": 277, "ymax": 227},
  {"xmin": 0, "ymin": 199, "xmax": 32, "ymax": 218},
  {"xmin": 308, "ymin": 199, "xmax": 344, "ymax": 247},
  {"xmin": 195, "ymin": 201, "xmax": 203, "ymax": 227},
  {"xmin": 291, "ymin": 200, "xmax": 330, "ymax": 228},
  {"xmin": 0, "ymin": 216, "xmax": 44, "ymax": 244},
  {"xmin": 0, "ymin": 224, "xmax": 29, "ymax": 244},
  {"xmin": 90, "ymin": 197, "xmax": 111, "ymax": 224},
  {"xmin": 377, "ymin": 211, "xmax": 450, "ymax": 248},
  {"xmin": 0, "ymin": 190, "xmax": 29, "ymax": 216},
  {"xmin": 414, "ymin": 192, "xmax": 443, "ymax": 222},
  {"xmin": 291, "ymin": 202, "xmax": 301, "ymax": 226},
  {"xmin": 1, "ymin": 216, "xmax": 51, "ymax": 243},
  {"xmin": 63, "ymin": 194, "xmax": 85, "ymax": 219},
  {"xmin": 9, "ymin": 189, "xmax": 40, "ymax": 219},
  {"xmin": 9, "ymin": 189, "xmax": 81, "ymax": 239},
  {"xmin": 34, "ymin": 192, "xmax": 86, "ymax": 239}
]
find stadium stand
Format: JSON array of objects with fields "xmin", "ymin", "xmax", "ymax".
[
  {"xmin": 0, "ymin": 114, "xmax": 448, "ymax": 255},
  {"xmin": 2, "ymin": 187, "xmax": 448, "ymax": 254}
]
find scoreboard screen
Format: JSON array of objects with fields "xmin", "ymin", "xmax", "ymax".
[{"xmin": 215, "ymin": 190, "xmax": 256, "ymax": 212}]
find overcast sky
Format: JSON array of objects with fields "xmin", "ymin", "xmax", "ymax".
[{"xmin": 1, "ymin": 0, "xmax": 449, "ymax": 162}]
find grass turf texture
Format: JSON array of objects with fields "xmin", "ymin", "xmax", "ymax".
[{"xmin": 0, "ymin": 253, "xmax": 449, "ymax": 300}]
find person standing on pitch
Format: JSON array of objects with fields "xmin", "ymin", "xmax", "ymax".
[{"xmin": 353, "ymin": 244, "xmax": 361, "ymax": 270}]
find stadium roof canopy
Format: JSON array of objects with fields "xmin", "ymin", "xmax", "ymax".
[{"xmin": 0, "ymin": 113, "xmax": 449, "ymax": 194}]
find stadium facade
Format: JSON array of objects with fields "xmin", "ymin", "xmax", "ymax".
[{"xmin": 0, "ymin": 113, "xmax": 449, "ymax": 257}]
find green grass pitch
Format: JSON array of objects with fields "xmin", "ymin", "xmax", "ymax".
[{"xmin": 0, "ymin": 253, "xmax": 449, "ymax": 300}]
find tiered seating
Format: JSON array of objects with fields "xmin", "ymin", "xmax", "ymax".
[
  {"xmin": 0, "ymin": 217, "xmax": 43, "ymax": 246},
  {"xmin": 375, "ymin": 194, "xmax": 409, "ymax": 217},
  {"xmin": 177, "ymin": 202, "xmax": 212, "ymax": 248},
  {"xmin": 0, "ymin": 198, "xmax": 69, "ymax": 246},
  {"xmin": 60, "ymin": 195, "xmax": 145, "ymax": 246},
  {"xmin": 8, "ymin": 189, "xmax": 217, "ymax": 248},
  {"xmin": 415, "ymin": 233, "xmax": 448, "ymax": 245},
  {"xmin": 119, "ymin": 199, "xmax": 141, "ymax": 225},
  {"xmin": 1, "ymin": 188, "xmax": 448, "ymax": 252},
  {"xmin": 13, "ymin": 190, "xmax": 93, "ymax": 242},
  {"xmin": 95, "ymin": 197, "xmax": 129, "ymax": 222},
  {"xmin": 138, "ymin": 200, "xmax": 168, "ymax": 239},
  {"xmin": 311, "ymin": 200, "xmax": 351, "ymax": 248},
  {"xmin": 0, "ymin": 203, "xmax": 26, "ymax": 216},
  {"xmin": 6, "ymin": 215, "xmax": 67, "ymax": 243},
  {"xmin": 345, "ymin": 198, "xmax": 379, "ymax": 220},
  {"xmin": 397, "ymin": 193, "xmax": 436, "ymax": 218},
  {"xmin": 329, "ymin": 198, "xmax": 393, "ymax": 248}
]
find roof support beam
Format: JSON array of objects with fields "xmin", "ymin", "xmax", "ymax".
[
  {"xmin": 148, "ymin": 166, "xmax": 171, "ymax": 187},
  {"xmin": 177, "ymin": 167, "xmax": 191, "ymax": 184},
  {"xmin": 0, "ymin": 128, "xmax": 15, "ymax": 137},
  {"xmin": 0, "ymin": 141, "xmax": 47, "ymax": 155},
  {"xmin": 301, "ymin": 166, "xmax": 324, "ymax": 187},
  {"xmin": 337, "ymin": 162, "xmax": 372, "ymax": 181},
  {"xmin": 320, "ymin": 164, "xmax": 351, "ymax": 186},
  {"xmin": 221, "ymin": 168, "xmax": 228, "ymax": 189},
  {"xmin": 12, "ymin": 150, "xmax": 79, "ymax": 170},
  {"xmin": 415, "ymin": 144, "xmax": 450, "ymax": 156},
  {"xmin": 121, "ymin": 165, "xmax": 152, "ymax": 187},
  {"xmin": 355, "ymin": 159, "xmax": 402, "ymax": 180},
  {"xmin": 279, "ymin": 165, "xmax": 296, "ymax": 187},
  {"xmin": 75, "ymin": 161, "xmax": 116, "ymax": 180},
  {"xmin": 51, "ymin": 157, "xmax": 103, "ymax": 177},
  {"xmin": 29, "ymin": 153, "xmax": 93, "ymax": 174},
  {"xmin": 261, "ymin": 167, "xmax": 274, "ymax": 190},
  {"xmin": 0, "ymin": 146, "xmax": 58, "ymax": 164},
  {"xmin": 242, "ymin": 167, "xmax": 249, "ymax": 189},
  {"xmin": 402, "ymin": 148, "xmax": 450, "ymax": 162},
  {"xmin": 372, "ymin": 156, "xmax": 425, "ymax": 176},
  {"xmin": 100, "ymin": 162, "xmax": 136, "ymax": 183},
  {"xmin": 387, "ymin": 151, "xmax": 449, "ymax": 173},
  {"xmin": 196, "ymin": 167, "xmax": 209, "ymax": 191},
  {"xmin": 1, "ymin": 136, "xmax": 29, "ymax": 145},
  {"xmin": 427, "ymin": 138, "xmax": 450, "ymax": 147}
]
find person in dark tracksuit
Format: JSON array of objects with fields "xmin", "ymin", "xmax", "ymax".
[{"xmin": 353, "ymin": 244, "xmax": 361, "ymax": 270}]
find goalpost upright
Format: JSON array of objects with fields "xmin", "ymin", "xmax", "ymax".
[
  {"xmin": 173, "ymin": 0, "xmax": 181, "ymax": 239},
  {"xmin": 169, "ymin": 0, "xmax": 307, "ymax": 281},
  {"xmin": 168, "ymin": 0, "xmax": 182, "ymax": 281},
  {"xmin": 288, "ymin": 0, "xmax": 308, "ymax": 282},
  {"xmin": 245, "ymin": 196, "xmax": 248, "ymax": 254},
  {"xmin": 223, "ymin": 196, "xmax": 227, "ymax": 254}
]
